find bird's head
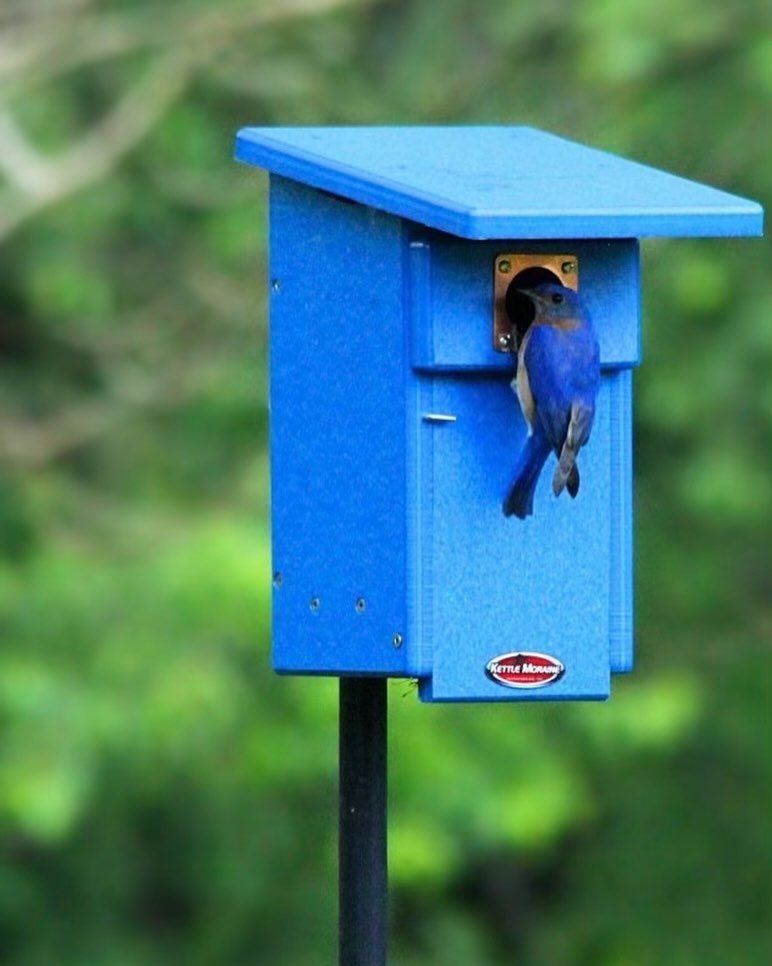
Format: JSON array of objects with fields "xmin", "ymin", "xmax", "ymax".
[{"xmin": 518, "ymin": 283, "xmax": 586, "ymax": 324}]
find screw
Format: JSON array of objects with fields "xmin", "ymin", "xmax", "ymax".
[
  {"xmin": 561, "ymin": 261, "xmax": 576, "ymax": 274},
  {"xmin": 309, "ymin": 596, "xmax": 320, "ymax": 612},
  {"xmin": 273, "ymin": 571, "xmax": 283, "ymax": 588},
  {"xmin": 271, "ymin": 278, "xmax": 281, "ymax": 292},
  {"xmin": 497, "ymin": 332, "xmax": 513, "ymax": 349},
  {"xmin": 392, "ymin": 633, "xmax": 403, "ymax": 649},
  {"xmin": 497, "ymin": 258, "xmax": 512, "ymax": 274},
  {"xmin": 355, "ymin": 598, "xmax": 366, "ymax": 613}
]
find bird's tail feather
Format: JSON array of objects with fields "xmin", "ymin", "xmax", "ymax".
[
  {"xmin": 503, "ymin": 434, "xmax": 551, "ymax": 519},
  {"xmin": 553, "ymin": 402, "xmax": 592, "ymax": 497},
  {"xmin": 566, "ymin": 463, "xmax": 580, "ymax": 498},
  {"xmin": 553, "ymin": 443, "xmax": 578, "ymax": 497}
]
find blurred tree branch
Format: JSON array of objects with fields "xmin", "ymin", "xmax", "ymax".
[
  {"xmin": 0, "ymin": 336, "xmax": 235, "ymax": 468},
  {"xmin": 0, "ymin": 53, "xmax": 192, "ymax": 240},
  {"xmin": 0, "ymin": 0, "xmax": 367, "ymax": 242}
]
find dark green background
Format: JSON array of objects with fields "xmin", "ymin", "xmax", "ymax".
[{"xmin": 0, "ymin": 1, "xmax": 769, "ymax": 962}]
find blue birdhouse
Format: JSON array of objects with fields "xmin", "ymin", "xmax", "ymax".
[{"xmin": 234, "ymin": 126, "xmax": 762, "ymax": 702}]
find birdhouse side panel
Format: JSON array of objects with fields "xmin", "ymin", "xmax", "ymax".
[
  {"xmin": 608, "ymin": 368, "xmax": 634, "ymax": 673},
  {"xmin": 268, "ymin": 177, "xmax": 410, "ymax": 675}
]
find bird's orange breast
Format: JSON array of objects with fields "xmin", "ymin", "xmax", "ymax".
[
  {"xmin": 515, "ymin": 330, "xmax": 536, "ymax": 431},
  {"xmin": 534, "ymin": 315, "xmax": 582, "ymax": 332}
]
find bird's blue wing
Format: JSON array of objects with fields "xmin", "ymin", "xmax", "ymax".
[
  {"xmin": 523, "ymin": 322, "xmax": 599, "ymax": 450},
  {"xmin": 522, "ymin": 325, "xmax": 571, "ymax": 448}
]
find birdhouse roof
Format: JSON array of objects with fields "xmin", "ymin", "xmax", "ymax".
[{"xmin": 234, "ymin": 126, "xmax": 762, "ymax": 240}]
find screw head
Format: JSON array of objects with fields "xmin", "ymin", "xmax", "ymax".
[
  {"xmin": 355, "ymin": 597, "xmax": 366, "ymax": 613},
  {"xmin": 497, "ymin": 258, "xmax": 512, "ymax": 274},
  {"xmin": 272, "ymin": 571, "xmax": 283, "ymax": 588},
  {"xmin": 561, "ymin": 261, "xmax": 576, "ymax": 274},
  {"xmin": 309, "ymin": 596, "xmax": 320, "ymax": 612},
  {"xmin": 270, "ymin": 278, "xmax": 281, "ymax": 292},
  {"xmin": 392, "ymin": 633, "xmax": 403, "ymax": 649}
]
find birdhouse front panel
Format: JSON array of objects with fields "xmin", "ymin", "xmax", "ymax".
[{"xmin": 402, "ymin": 232, "xmax": 636, "ymax": 700}]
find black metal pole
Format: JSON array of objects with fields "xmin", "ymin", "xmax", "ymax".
[{"xmin": 339, "ymin": 676, "xmax": 388, "ymax": 966}]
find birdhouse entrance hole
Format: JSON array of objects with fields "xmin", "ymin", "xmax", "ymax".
[{"xmin": 493, "ymin": 253, "xmax": 579, "ymax": 351}]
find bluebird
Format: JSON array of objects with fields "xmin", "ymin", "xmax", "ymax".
[{"xmin": 503, "ymin": 283, "xmax": 600, "ymax": 519}]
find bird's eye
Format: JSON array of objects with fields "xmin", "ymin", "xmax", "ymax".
[{"xmin": 552, "ymin": 293, "xmax": 564, "ymax": 305}]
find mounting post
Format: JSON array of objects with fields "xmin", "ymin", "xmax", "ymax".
[{"xmin": 339, "ymin": 676, "xmax": 388, "ymax": 965}]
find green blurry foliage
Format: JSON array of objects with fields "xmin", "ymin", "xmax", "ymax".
[{"xmin": 0, "ymin": 0, "xmax": 769, "ymax": 963}]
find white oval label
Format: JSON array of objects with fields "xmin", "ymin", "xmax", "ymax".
[{"xmin": 485, "ymin": 651, "xmax": 565, "ymax": 689}]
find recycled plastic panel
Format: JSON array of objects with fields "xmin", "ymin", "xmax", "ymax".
[
  {"xmin": 414, "ymin": 373, "xmax": 613, "ymax": 701},
  {"xmin": 236, "ymin": 126, "xmax": 764, "ymax": 240},
  {"xmin": 404, "ymin": 234, "xmax": 640, "ymax": 370},
  {"xmin": 400, "ymin": 232, "xmax": 636, "ymax": 700},
  {"xmin": 268, "ymin": 177, "xmax": 409, "ymax": 676}
]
